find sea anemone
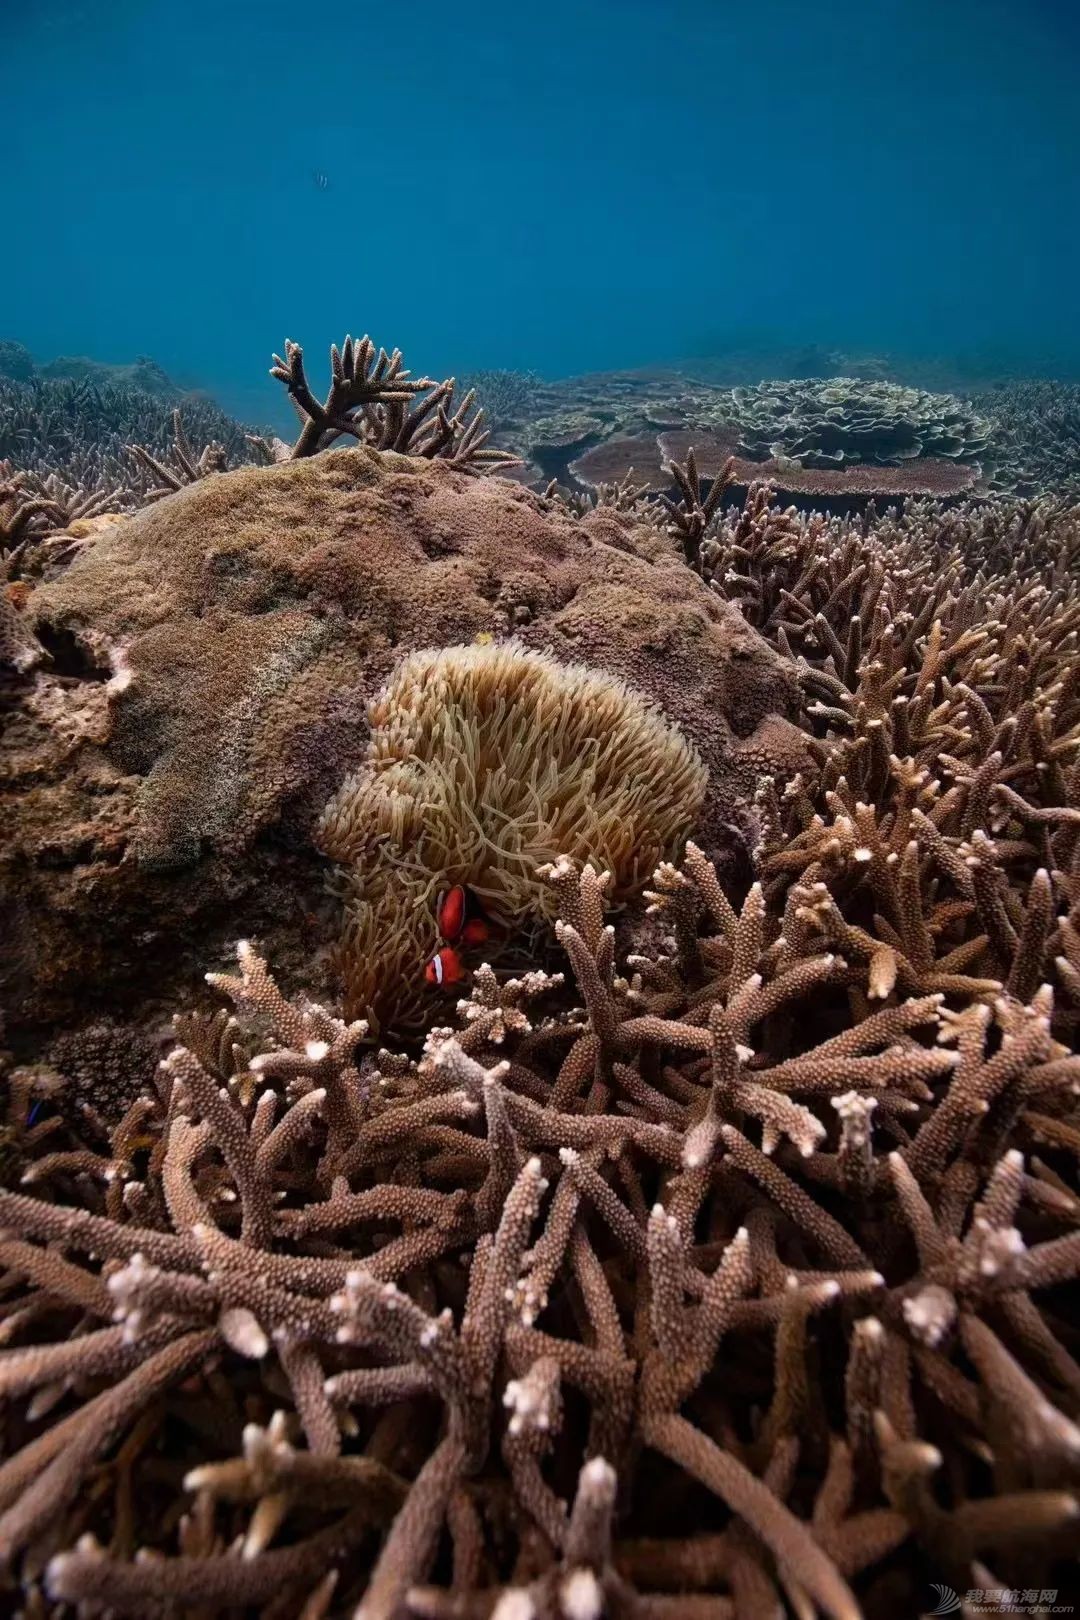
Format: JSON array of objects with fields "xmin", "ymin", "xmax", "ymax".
[{"xmin": 317, "ymin": 640, "xmax": 708, "ymax": 1031}]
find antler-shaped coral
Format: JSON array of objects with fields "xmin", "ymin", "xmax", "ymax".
[
  {"xmin": 2, "ymin": 850, "xmax": 1077, "ymax": 1616},
  {"xmin": 659, "ymin": 447, "xmax": 737, "ymax": 571},
  {"xmin": 269, "ymin": 334, "xmax": 522, "ymax": 475}
]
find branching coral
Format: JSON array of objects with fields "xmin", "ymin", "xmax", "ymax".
[
  {"xmin": 689, "ymin": 483, "xmax": 1080, "ymax": 1055},
  {"xmin": 2, "ymin": 849, "xmax": 1076, "ymax": 1617},
  {"xmin": 126, "ymin": 407, "xmax": 231, "ymax": 501},
  {"xmin": 975, "ymin": 380, "xmax": 1080, "ymax": 500},
  {"xmin": 0, "ymin": 374, "xmax": 262, "ymax": 509},
  {"xmin": 318, "ymin": 640, "xmax": 708, "ymax": 1031},
  {"xmin": 269, "ymin": 335, "xmax": 521, "ymax": 475}
]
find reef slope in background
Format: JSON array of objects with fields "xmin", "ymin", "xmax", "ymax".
[{"xmin": 3, "ymin": 448, "xmax": 804, "ymax": 1036}]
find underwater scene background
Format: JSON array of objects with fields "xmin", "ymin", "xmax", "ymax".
[
  {"xmin": 5, "ymin": 0, "xmax": 1080, "ymax": 416},
  {"xmin": 2, "ymin": 3, "xmax": 1080, "ymax": 1618}
]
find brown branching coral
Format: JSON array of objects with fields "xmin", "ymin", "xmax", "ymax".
[
  {"xmin": 658, "ymin": 447, "xmax": 736, "ymax": 571},
  {"xmin": 269, "ymin": 335, "xmax": 522, "ymax": 475},
  {"xmin": 693, "ymin": 484, "xmax": 1080, "ymax": 1051},
  {"xmin": 1, "ymin": 843, "xmax": 1076, "ymax": 1617},
  {"xmin": 126, "ymin": 407, "xmax": 231, "ymax": 501},
  {"xmin": 318, "ymin": 640, "xmax": 709, "ymax": 1032}
]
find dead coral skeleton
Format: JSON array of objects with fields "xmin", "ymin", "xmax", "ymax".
[{"xmin": 1, "ymin": 846, "xmax": 1077, "ymax": 1617}]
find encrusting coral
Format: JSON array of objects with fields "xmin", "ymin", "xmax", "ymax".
[
  {"xmin": 318, "ymin": 641, "xmax": 708, "ymax": 1030},
  {"xmin": 1, "ymin": 847, "xmax": 1076, "ymax": 1617}
]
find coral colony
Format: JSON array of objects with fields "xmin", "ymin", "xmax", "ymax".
[{"xmin": 1, "ymin": 334, "xmax": 1079, "ymax": 1619}]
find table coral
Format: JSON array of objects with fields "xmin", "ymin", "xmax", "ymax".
[{"xmin": 713, "ymin": 378, "xmax": 991, "ymax": 470}]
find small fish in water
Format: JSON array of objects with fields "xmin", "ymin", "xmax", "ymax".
[
  {"xmin": 26, "ymin": 1100, "xmax": 45, "ymax": 1128},
  {"xmin": 437, "ymin": 884, "xmax": 492, "ymax": 947},
  {"xmin": 425, "ymin": 945, "xmax": 468, "ymax": 988},
  {"xmin": 312, "ymin": 170, "xmax": 329, "ymax": 190},
  {"xmin": 425, "ymin": 885, "xmax": 494, "ymax": 988}
]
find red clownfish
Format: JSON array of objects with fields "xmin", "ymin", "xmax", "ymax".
[
  {"xmin": 425, "ymin": 885, "xmax": 493, "ymax": 988},
  {"xmin": 425, "ymin": 945, "xmax": 467, "ymax": 987}
]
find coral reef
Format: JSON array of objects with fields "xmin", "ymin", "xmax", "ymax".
[
  {"xmin": 318, "ymin": 641, "xmax": 708, "ymax": 1030},
  {"xmin": 3, "ymin": 323, "xmax": 1078, "ymax": 1616},
  {"xmin": 484, "ymin": 373, "xmax": 989, "ymax": 504},
  {"xmin": 487, "ymin": 364, "xmax": 1079, "ymax": 504},
  {"xmin": 726, "ymin": 378, "xmax": 991, "ymax": 469}
]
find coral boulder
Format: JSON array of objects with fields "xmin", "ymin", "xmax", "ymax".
[{"xmin": 4, "ymin": 448, "xmax": 806, "ymax": 1033}]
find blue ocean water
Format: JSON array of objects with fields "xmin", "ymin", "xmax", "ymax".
[{"xmin": 3, "ymin": 0, "xmax": 1078, "ymax": 424}]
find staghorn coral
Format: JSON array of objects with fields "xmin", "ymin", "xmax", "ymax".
[
  {"xmin": 726, "ymin": 378, "xmax": 991, "ymax": 470},
  {"xmin": 269, "ymin": 335, "xmax": 521, "ymax": 476},
  {"xmin": 693, "ymin": 481, "xmax": 1080, "ymax": 1052},
  {"xmin": 0, "ymin": 849, "xmax": 1076, "ymax": 1617},
  {"xmin": 126, "ymin": 407, "xmax": 231, "ymax": 501},
  {"xmin": 318, "ymin": 640, "xmax": 709, "ymax": 1031},
  {"xmin": 0, "ymin": 373, "xmax": 263, "ymax": 505}
]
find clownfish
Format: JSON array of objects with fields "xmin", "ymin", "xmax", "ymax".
[
  {"xmin": 424, "ymin": 886, "xmax": 493, "ymax": 988},
  {"xmin": 436, "ymin": 885, "xmax": 492, "ymax": 948},
  {"xmin": 425, "ymin": 945, "xmax": 468, "ymax": 987}
]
